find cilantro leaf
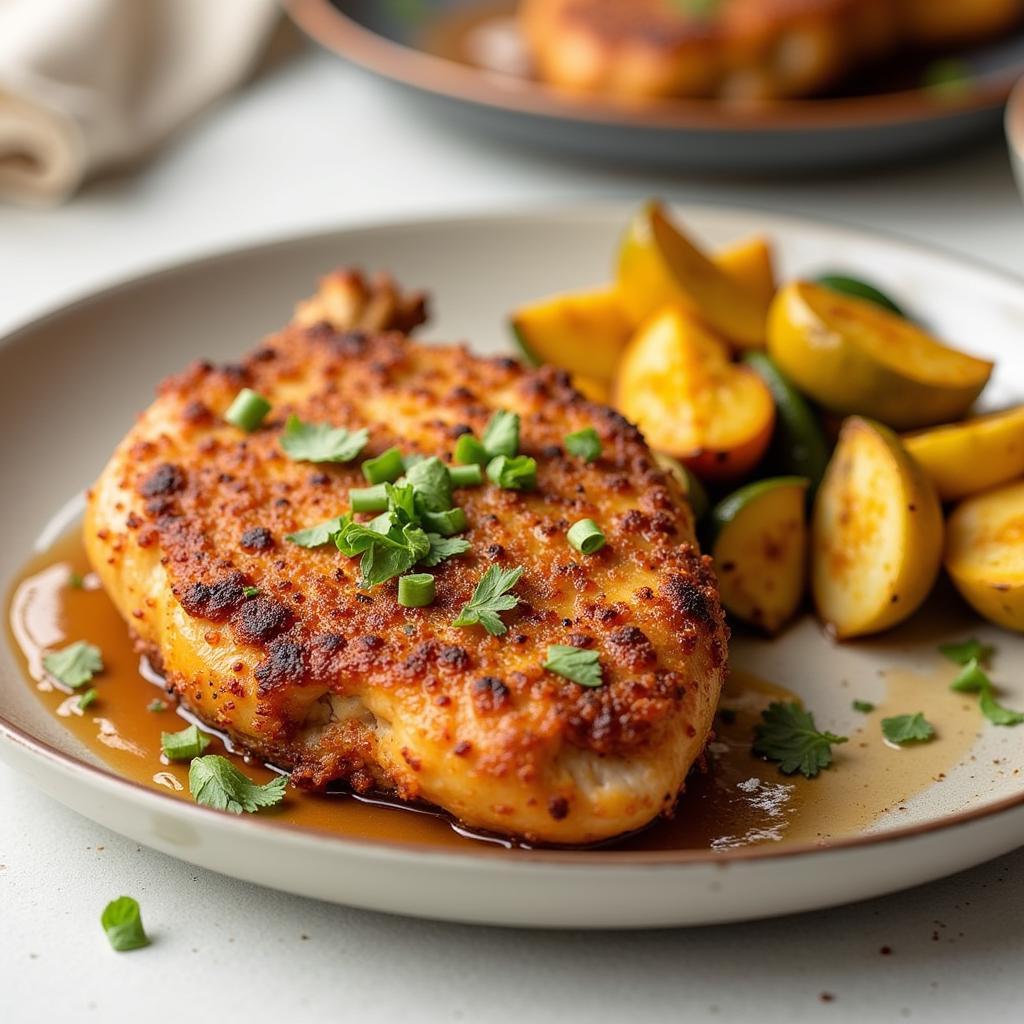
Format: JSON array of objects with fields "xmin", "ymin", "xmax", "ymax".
[
  {"xmin": 950, "ymin": 657, "xmax": 1024, "ymax": 726},
  {"xmin": 482, "ymin": 409, "xmax": 519, "ymax": 458},
  {"xmin": 979, "ymin": 690, "xmax": 1024, "ymax": 726},
  {"xmin": 544, "ymin": 645, "xmax": 603, "ymax": 687},
  {"xmin": 852, "ymin": 700, "xmax": 875, "ymax": 713},
  {"xmin": 752, "ymin": 702, "xmax": 847, "ymax": 779},
  {"xmin": 242, "ymin": 586, "xmax": 261, "ymax": 598},
  {"xmin": 101, "ymin": 896, "xmax": 149, "ymax": 952},
  {"xmin": 335, "ymin": 519, "xmax": 429, "ymax": 588},
  {"xmin": 279, "ymin": 414, "xmax": 368, "ymax": 463},
  {"xmin": 385, "ymin": 481, "xmax": 419, "ymax": 525},
  {"xmin": 881, "ymin": 712, "xmax": 935, "ymax": 745},
  {"xmin": 188, "ymin": 755, "xmax": 287, "ymax": 814},
  {"xmin": 939, "ymin": 637, "xmax": 993, "ymax": 666},
  {"xmin": 43, "ymin": 641, "xmax": 103, "ymax": 688},
  {"xmin": 285, "ymin": 514, "xmax": 349, "ymax": 548},
  {"xmin": 161, "ymin": 724, "xmax": 211, "ymax": 762},
  {"xmin": 486, "ymin": 454, "xmax": 537, "ymax": 491},
  {"xmin": 564, "ymin": 427, "xmax": 602, "ymax": 463},
  {"xmin": 420, "ymin": 534, "xmax": 471, "ymax": 567},
  {"xmin": 146, "ymin": 699, "xmax": 168, "ymax": 713},
  {"xmin": 405, "ymin": 456, "xmax": 453, "ymax": 513},
  {"xmin": 452, "ymin": 565, "xmax": 523, "ymax": 636}
]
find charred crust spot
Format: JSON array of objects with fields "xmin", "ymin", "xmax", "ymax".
[
  {"xmin": 179, "ymin": 572, "xmax": 246, "ymax": 621},
  {"xmin": 548, "ymin": 796, "xmax": 569, "ymax": 821},
  {"xmin": 254, "ymin": 639, "xmax": 307, "ymax": 693},
  {"xmin": 232, "ymin": 596, "xmax": 292, "ymax": 643},
  {"xmin": 484, "ymin": 544, "xmax": 505, "ymax": 561},
  {"xmin": 449, "ymin": 423, "xmax": 473, "ymax": 439},
  {"xmin": 240, "ymin": 526, "xmax": 274, "ymax": 552},
  {"xmin": 472, "ymin": 676, "xmax": 510, "ymax": 712},
  {"xmin": 140, "ymin": 463, "xmax": 185, "ymax": 498},
  {"xmin": 607, "ymin": 625, "xmax": 657, "ymax": 669},
  {"xmin": 439, "ymin": 645, "xmax": 469, "ymax": 670},
  {"xmin": 359, "ymin": 635, "xmax": 384, "ymax": 650},
  {"xmin": 181, "ymin": 400, "xmax": 212, "ymax": 425},
  {"xmin": 453, "ymin": 741, "xmax": 472, "ymax": 756},
  {"xmin": 662, "ymin": 574, "xmax": 714, "ymax": 626}
]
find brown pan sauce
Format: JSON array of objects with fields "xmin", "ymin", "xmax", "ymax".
[{"xmin": 8, "ymin": 529, "xmax": 980, "ymax": 853}]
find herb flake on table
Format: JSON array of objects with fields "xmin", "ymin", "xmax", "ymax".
[
  {"xmin": 752, "ymin": 701, "xmax": 847, "ymax": 779},
  {"xmin": 881, "ymin": 712, "xmax": 935, "ymax": 745},
  {"xmin": 852, "ymin": 700, "xmax": 875, "ymax": 713},
  {"xmin": 188, "ymin": 755, "xmax": 287, "ymax": 814},
  {"xmin": 938, "ymin": 637, "xmax": 993, "ymax": 666},
  {"xmin": 101, "ymin": 896, "xmax": 150, "ymax": 952},
  {"xmin": 42, "ymin": 641, "xmax": 103, "ymax": 688}
]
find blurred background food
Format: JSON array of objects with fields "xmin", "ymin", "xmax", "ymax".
[{"xmin": 520, "ymin": 0, "xmax": 1024, "ymax": 102}]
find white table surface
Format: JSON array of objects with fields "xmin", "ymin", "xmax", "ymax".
[{"xmin": 3, "ymin": 45, "xmax": 1024, "ymax": 1024}]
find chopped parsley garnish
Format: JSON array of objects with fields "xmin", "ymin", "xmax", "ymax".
[
  {"xmin": 852, "ymin": 700, "xmax": 875, "ymax": 713},
  {"xmin": 279, "ymin": 414, "xmax": 368, "ymax": 463},
  {"xmin": 486, "ymin": 454, "xmax": 537, "ymax": 491},
  {"xmin": 420, "ymin": 534, "xmax": 471, "ymax": 567},
  {"xmin": 161, "ymin": 724, "xmax": 212, "ymax": 762},
  {"xmin": 424, "ymin": 507, "xmax": 468, "ymax": 536},
  {"xmin": 482, "ymin": 409, "xmax": 520, "ymax": 458},
  {"xmin": 939, "ymin": 637, "xmax": 993, "ymax": 666},
  {"xmin": 752, "ymin": 702, "xmax": 847, "ymax": 779},
  {"xmin": 68, "ymin": 571, "xmax": 85, "ymax": 589},
  {"xmin": 452, "ymin": 565, "xmax": 523, "ymax": 636},
  {"xmin": 101, "ymin": 896, "xmax": 150, "ymax": 952},
  {"xmin": 77, "ymin": 688, "xmax": 98, "ymax": 711},
  {"xmin": 42, "ymin": 641, "xmax": 103, "ymax": 688},
  {"xmin": 564, "ymin": 427, "xmax": 602, "ymax": 463},
  {"xmin": 285, "ymin": 514, "xmax": 349, "ymax": 548},
  {"xmin": 543, "ymin": 645, "xmax": 603, "ymax": 688},
  {"xmin": 242, "ymin": 586, "xmax": 261, "ymax": 598},
  {"xmin": 406, "ymin": 456, "xmax": 454, "ymax": 513},
  {"xmin": 188, "ymin": 755, "xmax": 287, "ymax": 814},
  {"xmin": 146, "ymin": 699, "xmax": 168, "ymax": 713},
  {"xmin": 951, "ymin": 657, "xmax": 1024, "ymax": 726},
  {"xmin": 335, "ymin": 519, "xmax": 430, "ymax": 589},
  {"xmin": 881, "ymin": 713, "xmax": 935, "ymax": 745}
]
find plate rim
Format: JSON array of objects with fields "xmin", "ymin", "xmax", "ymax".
[
  {"xmin": 5, "ymin": 200, "xmax": 1024, "ymax": 870},
  {"xmin": 285, "ymin": 0, "xmax": 1018, "ymax": 133}
]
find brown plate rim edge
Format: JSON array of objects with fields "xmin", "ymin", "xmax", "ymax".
[
  {"xmin": 3, "ymin": 204, "xmax": 1024, "ymax": 869},
  {"xmin": 286, "ymin": 0, "xmax": 1017, "ymax": 133}
]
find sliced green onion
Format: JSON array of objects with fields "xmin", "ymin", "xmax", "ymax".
[
  {"xmin": 454, "ymin": 434, "xmax": 489, "ymax": 466},
  {"xmin": 101, "ymin": 896, "xmax": 150, "ymax": 952},
  {"xmin": 567, "ymin": 518, "xmax": 606, "ymax": 555},
  {"xmin": 77, "ymin": 688, "xmax": 98, "ymax": 711},
  {"xmin": 449, "ymin": 463, "xmax": 483, "ymax": 488},
  {"xmin": 350, "ymin": 484, "xmax": 389, "ymax": 513},
  {"xmin": 224, "ymin": 388, "xmax": 271, "ymax": 432},
  {"xmin": 398, "ymin": 573, "xmax": 436, "ymax": 608},
  {"xmin": 424, "ymin": 507, "xmax": 468, "ymax": 536},
  {"xmin": 361, "ymin": 446, "xmax": 405, "ymax": 484}
]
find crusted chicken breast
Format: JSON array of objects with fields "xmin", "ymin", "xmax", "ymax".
[
  {"xmin": 85, "ymin": 270, "xmax": 728, "ymax": 845},
  {"xmin": 519, "ymin": 0, "xmax": 1022, "ymax": 102}
]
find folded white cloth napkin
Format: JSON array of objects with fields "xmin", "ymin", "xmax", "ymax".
[{"xmin": 0, "ymin": 0, "xmax": 280, "ymax": 205}]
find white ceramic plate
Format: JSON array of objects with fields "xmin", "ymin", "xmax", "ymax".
[{"xmin": 3, "ymin": 204, "xmax": 1024, "ymax": 928}]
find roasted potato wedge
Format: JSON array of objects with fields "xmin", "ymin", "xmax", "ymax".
[
  {"xmin": 511, "ymin": 284, "xmax": 632, "ymax": 380},
  {"xmin": 714, "ymin": 235, "xmax": 776, "ymax": 309},
  {"xmin": 812, "ymin": 417, "xmax": 943, "ymax": 638},
  {"xmin": 903, "ymin": 406, "xmax": 1024, "ymax": 502},
  {"xmin": 617, "ymin": 201, "xmax": 770, "ymax": 349},
  {"xmin": 946, "ymin": 480, "xmax": 1024, "ymax": 632},
  {"xmin": 710, "ymin": 477, "xmax": 809, "ymax": 634},
  {"xmin": 768, "ymin": 281, "xmax": 992, "ymax": 430},
  {"xmin": 614, "ymin": 307, "xmax": 775, "ymax": 481}
]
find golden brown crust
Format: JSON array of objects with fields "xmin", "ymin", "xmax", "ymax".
[{"xmin": 85, "ymin": 271, "xmax": 728, "ymax": 844}]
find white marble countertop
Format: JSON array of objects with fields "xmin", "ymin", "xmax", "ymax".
[{"xmin": 3, "ymin": 45, "xmax": 1024, "ymax": 1024}]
